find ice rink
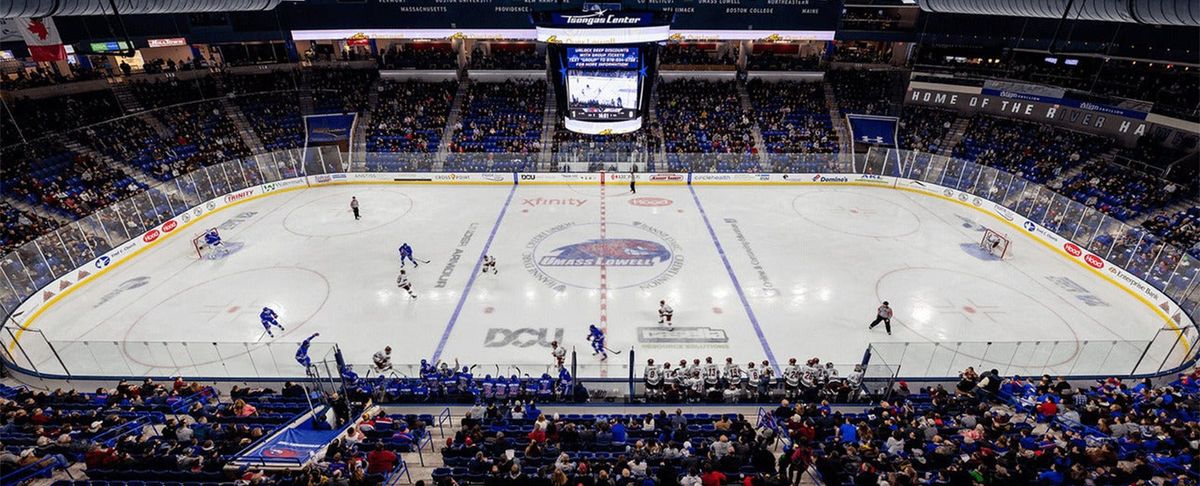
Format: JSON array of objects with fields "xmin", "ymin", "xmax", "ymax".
[{"xmin": 11, "ymin": 182, "xmax": 1184, "ymax": 380}]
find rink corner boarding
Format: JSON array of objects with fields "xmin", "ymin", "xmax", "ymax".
[{"xmin": 5, "ymin": 171, "xmax": 1195, "ymax": 376}]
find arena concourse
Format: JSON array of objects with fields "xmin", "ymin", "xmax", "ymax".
[{"xmin": 0, "ymin": 1, "xmax": 1198, "ymax": 485}]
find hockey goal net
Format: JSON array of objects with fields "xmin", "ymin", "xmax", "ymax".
[
  {"xmin": 980, "ymin": 228, "xmax": 1011, "ymax": 259},
  {"xmin": 192, "ymin": 228, "xmax": 219, "ymax": 258}
]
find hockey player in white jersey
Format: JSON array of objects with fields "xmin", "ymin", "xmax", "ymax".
[
  {"xmin": 723, "ymin": 358, "xmax": 742, "ymax": 389},
  {"xmin": 373, "ymin": 346, "xmax": 393, "ymax": 374},
  {"xmin": 702, "ymin": 357, "xmax": 720, "ymax": 389},
  {"xmin": 396, "ymin": 270, "xmax": 417, "ymax": 298},
  {"xmin": 783, "ymin": 358, "xmax": 801, "ymax": 398},
  {"xmin": 746, "ymin": 362, "xmax": 762, "ymax": 400},
  {"xmin": 644, "ymin": 359, "xmax": 663, "ymax": 399},
  {"xmin": 481, "ymin": 255, "xmax": 497, "ymax": 275},
  {"xmin": 657, "ymin": 300, "xmax": 673, "ymax": 327},
  {"xmin": 550, "ymin": 340, "xmax": 567, "ymax": 369},
  {"xmin": 800, "ymin": 358, "xmax": 820, "ymax": 390}
]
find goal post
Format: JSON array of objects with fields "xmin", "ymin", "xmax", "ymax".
[
  {"xmin": 980, "ymin": 228, "xmax": 1011, "ymax": 259},
  {"xmin": 192, "ymin": 228, "xmax": 219, "ymax": 258}
]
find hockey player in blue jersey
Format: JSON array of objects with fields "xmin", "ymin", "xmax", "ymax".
[
  {"xmin": 398, "ymin": 243, "xmax": 420, "ymax": 268},
  {"xmin": 260, "ymin": 307, "xmax": 283, "ymax": 337},
  {"xmin": 586, "ymin": 324, "xmax": 608, "ymax": 360},
  {"xmin": 340, "ymin": 363, "xmax": 359, "ymax": 386},
  {"xmin": 295, "ymin": 332, "xmax": 319, "ymax": 368}
]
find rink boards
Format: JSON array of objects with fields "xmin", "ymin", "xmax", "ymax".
[{"xmin": 2, "ymin": 171, "xmax": 1194, "ymax": 380}]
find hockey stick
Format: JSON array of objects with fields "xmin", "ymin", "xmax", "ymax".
[
  {"xmin": 604, "ymin": 347, "xmax": 623, "ymax": 355},
  {"xmin": 417, "ymin": 258, "xmax": 431, "ymax": 264}
]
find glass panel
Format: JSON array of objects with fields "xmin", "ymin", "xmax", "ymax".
[
  {"xmin": 59, "ymin": 222, "xmax": 99, "ymax": 263},
  {"xmin": 171, "ymin": 174, "xmax": 201, "ymax": 210},
  {"xmin": 255, "ymin": 153, "xmax": 282, "ymax": 181},
  {"xmin": 957, "ymin": 162, "xmax": 983, "ymax": 193},
  {"xmin": 0, "ymin": 272, "xmax": 20, "ymax": 313},
  {"xmin": 940, "ymin": 157, "xmax": 966, "ymax": 189},
  {"xmin": 35, "ymin": 236, "xmax": 72, "ymax": 280},
  {"xmin": 1001, "ymin": 177, "xmax": 1030, "ymax": 210},
  {"xmin": 113, "ymin": 198, "xmax": 148, "ymax": 237},
  {"xmin": 1164, "ymin": 254, "xmax": 1198, "ymax": 297},
  {"xmin": 903, "ymin": 152, "xmax": 933, "ymax": 180},
  {"xmin": 862, "ymin": 147, "xmax": 889, "ymax": 175},
  {"xmin": 1058, "ymin": 200, "xmax": 1089, "ymax": 244},
  {"xmin": 1108, "ymin": 225, "xmax": 1148, "ymax": 269},
  {"xmin": 1041, "ymin": 194, "xmax": 1071, "ymax": 233},
  {"xmin": 16, "ymin": 242, "xmax": 53, "ymax": 289},
  {"xmin": 1087, "ymin": 214, "xmax": 1124, "ymax": 258},
  {"xmin": 922, "ymin": 155, "xmax": 949, "ymax": 184},
  {"xmin": 135, "ymin": 191, "xmax": 165, "ymax": 228},
  {"xmin": 222, "ymin": 160, "xmax": 249, "ymax": 189},
  {"xmin": 143, "ymin": 185, "xmax": 175, "ymax": 220},
  {"xmin": 1, "ymin": 250, "xmax": 36, "ymax": 298},
  {"xmin": 206, "ymin": 165, "xmax": 233, "ymax": 197},
  {"xmin": 190, "ymin": 168, "xmax": 217, "ymax": 202},
  {"xmin": 302, "ymin": 147, "xmax": 326, "ymax": 175},
  {"xmin": 276, "ymin": 150, "xmax": 304, "ymax": 178},
  {"xmin": 96, "ymin": 206, "xmax": 131, "ymax": 245},
  {"xmin": 239, "ymin": 158, "xmax": 266, "ymax": 187},
  {"xmin": 1147, "ymin": 244, "xmax": 1183, "ymax": 291}
]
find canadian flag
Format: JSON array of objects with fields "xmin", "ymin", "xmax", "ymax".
[{"xmin": 18, "ymin": 17, "xmax": 66, "ymax": 62}]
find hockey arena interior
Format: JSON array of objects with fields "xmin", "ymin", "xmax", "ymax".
[{"xmin": 0, "ymin": 1, "xmax": 1198, "ymax": 484}]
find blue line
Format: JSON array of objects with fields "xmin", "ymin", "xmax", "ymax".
[
  {"xmin": 687, "ymin": 185, "xmax": 780, "ymax": 374},
  {"xmin": 431, "ymin": 185, "xmax": 517, "ymax": 362}
]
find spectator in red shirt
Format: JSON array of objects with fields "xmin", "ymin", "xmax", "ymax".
[
  {"xmin": 701, "ymin": 466, "xmax": 727, "ymax": 486},
  {"xmin": 366, "ymin": 443, "xmax": 398, "ymax": 474}
]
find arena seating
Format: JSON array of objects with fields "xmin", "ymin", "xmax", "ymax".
[
  {"xmin": 365, "ymin": 80, "xmax": 458, "ymax": 171},
  {"xmin": 898, "ymin": 106, "xmax": 957, "ymax": 154},
  {"xmin": 0, "ymin": 202, "xmax": 59, "ymax": 253},
  {"xmin": 826, "ymin": 69, "xmax": 901, "ymax": 116},
  {"xmin": 660, "ymin": 45, "xmax": 733, "ymax": 66},
  {"xmin": 381, "ymin": 43, "xmax": 459, "ymax": 70},
  {"xmin": 1142, "ymin": 208, "xmax": 1200, "ymax": 258},
  {"xmin": 656, "ymin": 79, "xmax": 756, "ymax": 172},
  {"xmin": 0, "ymin": 141, "xmax": 145, "ymax": 218},
  {"xmin": 447, "ymin": 79, "xmax": 546, "ymax": 172},
  {"xmin": 953, "ymin": 115, "xmax": 1112, "ymax": 184},
  {"xmin": 746, "ymin": 53, "xmax": 821, "ymax": 72},
  {"xmin": 129, "ymin": 78, "xmax": 220, "ymax": 109},
  {"xmin": 308, "ymin": 68, "xmax": 376, "ymax": 114},
  {"xmin": 238, "ymin": 92, "xmax": 304, "ymax": 151},
  {"xmin": 550, "ymin": 119, "xmax": 658, "ymax": 171},
  {"xmin": 469, "ymin": 44, "xmax": 545, "ymax": 70},
  {"xmin": 1059, "ymin": 161, "xmax": 1187, "ymax": 221},
  {"xmin": 0, "ymin": 64, "xmax": 106, "ymax": 91},
  {"xmin": 2, "ymin": 91, "xmax": 124, "ymax": 141},
  {"xmin": 747, "ymin": 79, "xmax": 838, "ymax": 155}
]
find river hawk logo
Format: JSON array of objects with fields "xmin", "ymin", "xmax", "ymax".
[{"xmin": 539, "ymin": 239, "xmax": 671, "ymax": 267}]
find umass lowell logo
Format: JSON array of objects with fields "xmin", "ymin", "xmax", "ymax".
[
  {"xmin": 524, "ymin": 222, "xmax": 683, "ymax": 291},
  {"xmin": 540, "ymin": 239, "xmax": 671, "ymax": 267}
]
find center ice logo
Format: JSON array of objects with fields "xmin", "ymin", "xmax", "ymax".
[
  {"xmin": 524, "ymin": 222, "xmax": 684, "ymax": 291},
  {"xmin": 540, "ymin": 239, "xmax": 671, "ymax": 267}
]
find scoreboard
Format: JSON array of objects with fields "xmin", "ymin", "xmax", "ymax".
[{"xmin": 537, "ymin": 8, "xmax": 669, "ymax": 135}]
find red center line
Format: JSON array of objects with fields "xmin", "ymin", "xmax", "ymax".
[{"xmin": 599, "ymin": 174, "xmax": 609, "ymax": 377}]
